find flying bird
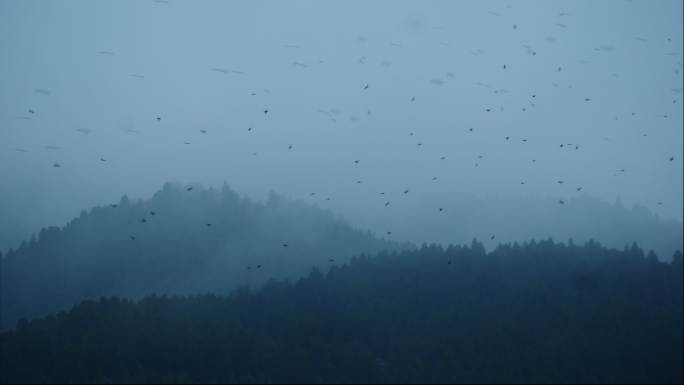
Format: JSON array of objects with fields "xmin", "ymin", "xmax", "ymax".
[
  {"xmin": 130, "ymin": 235, "xmax": 136, "ymax": 241},
  {"xmin": 576, "ymin": 187, "xmax": 582, "ymax": 191},
  {"xmin": 403, "ymin": 189, "xmax": 409, "ymax": 194},
  {"xmin": 438, "ymin": 208, "xmax": 444, "ymax": 212},
  {"xmin": 282, "ymin": 243, "xmax": 289, "ymax": 248},
  {"xmin": 559, "ymin": 200, "xmax": 565, "ymax": 204},
  {"xmin": 264, "ymin": 109, "xmax": 269, "ymax": 114},
  {"xmin": 490, "ymin": 235, "xmax": 496, "ymax": 240},
  {"xmin": 156, "ymin": 116, "xmax": 161, "ymax": 121},
  {"xmin": 141, "ymin": 218, "xmax": 147, "ymax": 223},
  {"xmin": 206, "ymin": 223, "xmax": 212, "ymax": 227},
  {"xmin": 363, "ymin": 84, "xmax": 369, "ymax": 90},
  {"xmin": 384, "ymin": 202, "xmax": 390, "ymax": 207},
  {"xmin": 186, "ymin": 187, "xmax": 193, "ymax": 191},
  {"xmin": 111, "ymin": 204, "xmax": 118, "ymax": 208},
  {"xmin": 411, "ymin": 96, "xmax": 415, "ymax": 102},
  {"xmin": 670, "ymin": 156, "xmax": 675, "ymax": 161},
  {"xmin": 28, "ymin": 109, "xmax": 35, "ymax": 114},
  {"xmin": 200, "ymin": 130, "xmax": 207, "ymax": 134},
  {"xmin": 52, "ymin": 162, "xmax": 61, "ymax": 168},
  {"xmin": 100, "ymin": 158, "xmax": 106, "ymax": 162},
  {"xmin": 150, "ymin": 211, "xmax": 156, "ymax": 216}
]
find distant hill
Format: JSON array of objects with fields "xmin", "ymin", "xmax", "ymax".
[
  {"xmin": 0, "ymin": 183, "xmax": 405, "ymax": 330},
  {"xmin": 1, "ymin": 240, "xmax": 681, "ymax": 384},
  {"xmin": 348, "ymin": 193, "xmax": 683, "ymax": 261}
]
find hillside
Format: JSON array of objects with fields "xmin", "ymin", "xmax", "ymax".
[
  {"xmin": 0, "ymin": 183, "xmax": 404, "ymax": 330},
  {"xmin": 1, "ymin": 240, "xmax": 681, "ymax": 384}
]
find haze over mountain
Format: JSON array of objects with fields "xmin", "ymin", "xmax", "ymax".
[{"xmin": 0, "ymin": 183, "xmax": 404, "ymax": 330}]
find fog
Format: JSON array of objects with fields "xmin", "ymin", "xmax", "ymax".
[{"xmin": 1, "ymin": 0, "xmax": 682, "ymax": 254}]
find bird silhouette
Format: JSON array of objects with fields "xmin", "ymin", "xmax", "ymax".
[
  {"xmin": 28, "ymin": 109, "xmax": 35, "ymax": 114},
  {"xmin": 52, "ymin": 162, "xmax": 61, "ymax": 168},
  {"xmin": 200, "ymin": 130, "xmax": 207, "ymax": 134},
  {"xmin": 288, "ymin": 145, "xmax": 293, "ymax": 150},
  {"xmin": 282, "ymin": 243, "xmax": 288, "ymax": 247},
  {"xmin": 100, "ymin": 158, "xmax": 106, "ymax": 162},
  {"xmin": 186, "ymin": 187, "xmax": 193, "ymax": 191},
  {"xmin": 411, "ymin": 96, "xmax": 415, "ymax": 102},
  {"xmin": 156, "ymin": 116, "xmax": 161, "ymax": 121},
  {"xmin": 384, "ymin": 202, "xmax": 390, "ymax": 207},
  {"xmin": 403, "ymin": 189, "xmax": 409, "ymax": 194},
  {"xmin": 329, "ymin": 258, "xmax": 335, "ymax": 263},
  {"xmin": 256, "ymin": 265, "xmax": 262, "ymax": 269},
  {"xmin": 577, "ymin": 187, "xmax": 583, "ymax": 191},
  {"xmin": 130, "ymin": 235, "xmax": 136, "ymax": 241},
  {"xmin": 263, "ymin": 109, "xmax": 269, "ymax": 114},
  {"xmin": 354, "ymin": 160, "xmax": 359, "ymax": 164},
  {"xmin": 111, "ymin": 204, "xmax": 118, "ymax": 208},
  {"xmin": 206, "ymin": 223, "xmax": 212, "ymax": 227},
  {"xmin": 490, "ymin": 235, "xmax": 495, "ymax": 240},
  {"xmin": 150, "ymin": 211, "xmax": 156, "ymax": 216},
  {"xmin": 670, "ymin": 156, "xmax": 675, "ymax": 161},
  {"xmin": 438, "ymin": 208, "xmax": 444, "ymax": 212},
  {"xmin": 386, "ymin": 231, "xmax": 392, "ymax": 235},
  {"xmin": 141, "ymin": 218, "xmax": 147, "ymax": 223},
  {"xmin": 559, "ymin": 200, "xmax": 565, "ymax": 204},
  {"xmin": 364, "ymin": 84, "xmax": 369, "ymax": 90}
]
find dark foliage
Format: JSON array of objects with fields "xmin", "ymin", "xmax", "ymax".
[{"xmin": 1, "ymin": 240, "xmax": 681, "ymax": 384}]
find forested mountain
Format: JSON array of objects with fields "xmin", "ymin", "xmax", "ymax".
[
  {"xmin": 0, "ymin": 183, "xmax": 404, "ymax": 330},
  {"xmin": 1, "ymin": 240, "xmax": 681, "ymax": 384},
  {"xmin": 347, "ymin": 193, "xmax": 683, "ymax": 261}
]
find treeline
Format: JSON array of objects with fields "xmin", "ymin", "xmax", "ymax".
[
  {"xmin": 0, "ymin": 183, "xmax": 404, "ymax": 330},
  {"xmin": 1, "ymin": 240, "xmax": 681, "ymax": 384}
]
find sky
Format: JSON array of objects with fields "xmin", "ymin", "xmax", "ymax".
[{"xmin": 0, "ymin": 0, "xmax": 682, "ymax": 251}]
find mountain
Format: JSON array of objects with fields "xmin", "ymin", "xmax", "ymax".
[
  {"xmin": 1, "ymin": 240, "xmax": 681, "ymax": 384},
  {"xmin": 0, "ymin": 182, "xmax": 405, "ymax": 330},
  {"xmin": 347, "ymin": 193, "xmax": 683, "ymax": 260}
]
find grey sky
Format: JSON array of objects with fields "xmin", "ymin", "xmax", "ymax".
[{"xmin": 0, "ymin": 0, "xmax": 682, "ymax": 250}]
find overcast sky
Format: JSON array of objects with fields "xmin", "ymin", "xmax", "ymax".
[{"xmin": 0, "ymin": 0, "xmax": 682, "ymax": 250}]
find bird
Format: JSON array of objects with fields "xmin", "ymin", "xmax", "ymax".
[
  {"xmin": 310, "ymin": 192, "xmax": 316, "ymax": 196},
  {"xmin": 584, "ymin": 98, "xmax": 591, "ymax": 102},
  {"xmin": 447, "ymin": 260, "xmax": 452, "ymax": 265},
  {"xmin": 364, "ymin": 84, "xmax": 369, "ymax": 90},
  {"xmin": 200, "ymin": 130, "xmax": 207, "ymax": 134},
  {"xmin": 386, "ymin": 231, "xmax": 392, "ymax": 235},
  {"xmin": 670, "ymin": 156, "xmax": 675, "ymax": 161},
  {"xmin": 438, "ymin": 207, "xmax": 444, "ymax": 212},
  {"xmin": 263, "ymin": 109, "xmax": 269, "ymax": 114},
  {"xmin": 558, "ymin": 181, "xmax": 564, "ymax": 184},
  {"xmin": 111, "ymin": 204, "xmax": 118, "ymax": 208},
  {"xmin": 557, "ymin": 66, "xmax": 562, "ymax": 72},
  {"xmin": 206, "ymin": 223, "xmax": 212, "ymax": 227},
  {"xmin": 532, "ymin": 159, "xmax": 537, "ymax": 163},
  {"xmin": 512, "ymin": 24, "xmax": 517, "ymax": 29},
  {"xmin": 522, "ymin": 139, "xmax": 528, "ymax": 142},
  {"xmin": 246, "ymin": 266, "xmax": 252, "ymax": 271},
  {"xmin": 186, "ymin": 187, "xmax": 193, "ymax": 191},
  {"xmin": 403, "ymin": 189, "xmax": 409, "ymax": 194},
  {"xmin": 282, "ymin": 243, "xmax": 288, "ymax": 248},
  {"xmin": 384, "ymin": 202, "xmax": 390, "ymax": 207},
  {"xmin": 490, "ymin": 235, "xmax": 496, "ymax": 240},
  {"xmin": 657, "ymin": 202, "xmax": 663, "ymax": 206},
  {"xmin": 288, "ymin": 145, "xmax": 293, "ymax": 150},
  {"xmin": 28, "ymin": 109, "xmax": 35, "ymax": 114},
  {"xmin": 440, "ymin": 156, "xmax": 446, "ymax": 160},
  {"xmin": 150, "ymin": 211, "xmax": 156, "ymax": 216},
  {"xmin": 505, "ymin": 136, "xmax": 510, "ymax": 140},
  {"xmin": 247, "ymin": 127, "xmax": 252, "ymax": 132},
  {"xmin": 432, "ymin": 177, "xmax": 438, "ymax": 181},
  {"xmin": 411, "ymin": 96, "xmax": 415, "ymax": 102},
  {"xmin": 256, "ymin": 265, "xmax": 262, "ymax": 269},
  {"xmin": 141, "ymin": 218, "xmax": 147, "ymax": 223},
  {"xmin": 532, "ymin": 94, "xmax": 536, "ymax": 98},
  {"xmin": 559, "ymin": 200, "xmax": 565, "ymax": 204},
  {"xmin": 52, "ymin": 162, "xmax": 61, "ymax": 168},
  {"xmin": 576, "ymin": 187, "xmax": 583, "ymax": 192},
  {"xmin": 417, "ymin": 143, "xmax": 423, "ymax": 147},
  {"xmin": 100, "ymin": 158, "xmax": 106, "ymax": 162},
  {"xmin": 325, "ymin": 197, "xmax": 331, "ymax": 201},
  {"xmin": 521, "ymin": 181, "xmax": 525, "ymax": 185},
  {"xmin": 130, "ymin": 235, "xmax": 136, "ymax": 241},
  {"xmin": 156, "ymin": 116, "xmax": 161, "ymax": 121},
  {"xmin": 468, "ymin": 128, "xmax": 474, "ymax": 132},
  {"xmin": 560, "ymin": 144, "xmax": 564, "ymax": 148},
  {"xmin": 379, "ymin": 192, "xmax": 385, "ymax": 195},
  {"xmin": 329, "ymin": 258, "xmax": 335, "ymax": 263},
  {"xmin": 354, "ymin": 160, "xmax": 359, "ymax": 164},
  {"xmin": 485, "ymin": 108, "xmax": 491, "ymax": 112},
  {"xmin": 503, "ymin": 64, "xmax": 507, "ymax": 69}
]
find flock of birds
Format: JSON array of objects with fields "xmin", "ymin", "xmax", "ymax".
[{"xmin": 6, "ymin": 2, "xmax": 682, "ymax": 269}]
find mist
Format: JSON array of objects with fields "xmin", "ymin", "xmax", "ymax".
[{"xmin": 1, "ymin": 0, "xmax": 682, "ymax": 255}]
